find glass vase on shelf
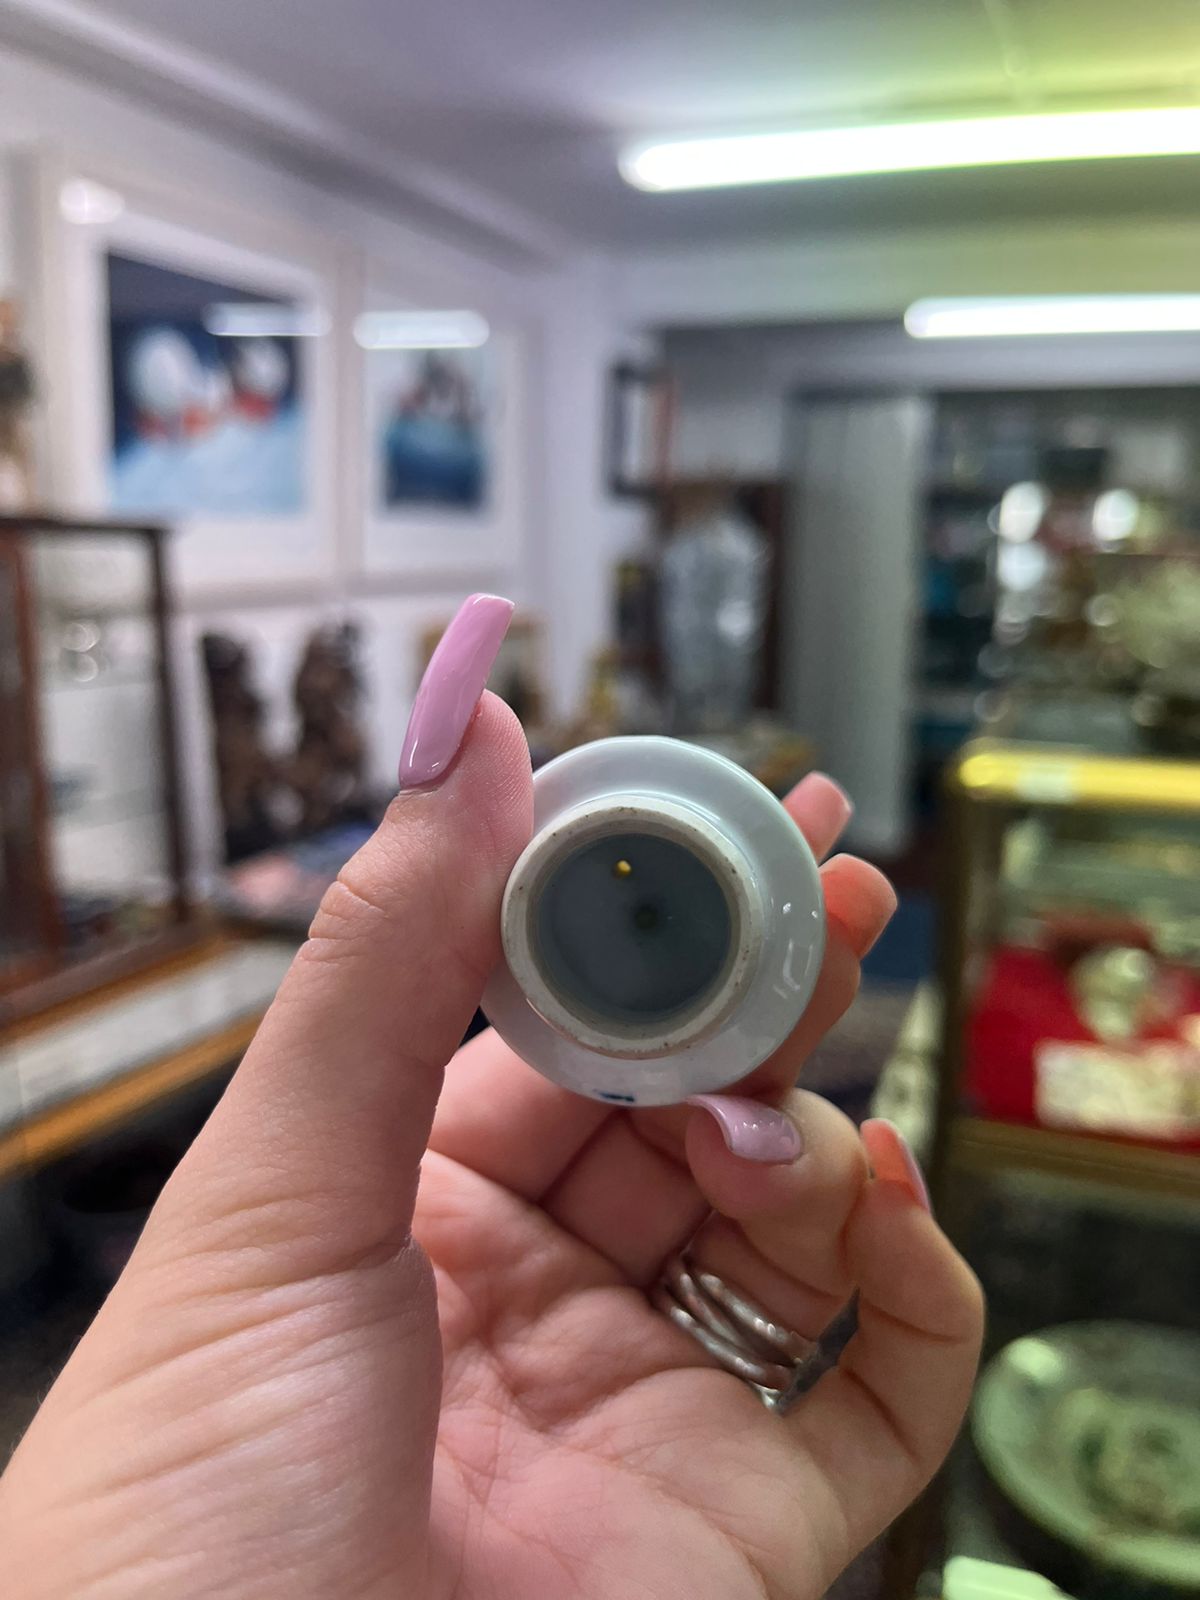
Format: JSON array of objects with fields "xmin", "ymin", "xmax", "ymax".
[{"xmin": 660, "ymin": 492, "xmax": 769, "ymax": 735}]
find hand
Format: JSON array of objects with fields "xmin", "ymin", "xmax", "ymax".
[{"xmin": 0, "ymin": 600, "xmax": 983, "ymax": 1600}]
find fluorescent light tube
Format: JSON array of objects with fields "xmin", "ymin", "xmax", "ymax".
[
  {"xmin": 353, "ymin": 310, "xmax": 489, "ymax": 350},
  {"xmin": 621, "ymin": 106, "xmax": 1200, "ymax": 191},
  {"xmin": 204, "ymin": 304, "xmax": 330, "ymax": 338},
  {"xmin": 905, "ymin": 296, "xmax": 1200, "ymax": 338}
]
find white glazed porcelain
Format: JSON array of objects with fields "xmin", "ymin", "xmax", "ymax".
[{"xmin": 481, "ymin": 736, "xmax": 825, "ymax": 1107}]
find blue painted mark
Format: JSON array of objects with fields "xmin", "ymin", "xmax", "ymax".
[{"xmin": 598, "ymin": 1090, "xmax": 636, "ymax": 1104}]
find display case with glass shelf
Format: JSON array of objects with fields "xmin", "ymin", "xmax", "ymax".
[
  {"xmin": 915, "ymin": 387, "xmax": 1200, "ymax": 817},
  {"xmin": 884, "ymin": 738, "xmax": 1200, "ymax": 1599},
  {"xmin": 933, "ymin": 739, "xmax": 1200, "ymax": 1203},
  {"xmin": 0, "ymin": 515, "xmax": 190, "ymax": 1020}
]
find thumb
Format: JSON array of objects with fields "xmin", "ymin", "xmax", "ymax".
[
  {"xmin": 154, "ymin": 594, "xmax": 531, "ymax": 1271},
  {"xmin": 0, "ymin": 598, "xmax": 531, "ymax": 1596}
]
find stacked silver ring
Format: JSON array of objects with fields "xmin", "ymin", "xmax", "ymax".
[{"xmin": 652, "ymin": 1252, "xmax": 823, "ymax": 1414}]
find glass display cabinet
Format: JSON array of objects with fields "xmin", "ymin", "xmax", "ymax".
[
  {"xmin": 907, "ymin": 738, "xmax": 1200, "ymax": 1599},
  {"xmin": 0, "ymin": 515, "xmax": 189, "ymax": 1020},
  {"xmin": 934, "ymin": 739, "xmax": 1200, "ymax": 1203}
]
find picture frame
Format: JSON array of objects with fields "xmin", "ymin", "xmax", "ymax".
[
  {"xmin": 25, "ymin": 151, "xmax": 341, "ymax": 602},
  {"xmin": 607, "ymin": 363, "xmax": 673, "ymax": 499},
  {"xmin": 358, "ymin": 289, "xmax": 525, "ymax": 580}
]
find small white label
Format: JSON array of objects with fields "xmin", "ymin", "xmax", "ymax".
[{"xmin": 1035, "ymin": 1040, "xmax": 1200, "ymax": 1139}]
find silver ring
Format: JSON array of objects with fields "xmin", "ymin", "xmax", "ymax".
[{"xmin": 652, "ymin": 1252, "xmax": 825, "ymax": 1414}]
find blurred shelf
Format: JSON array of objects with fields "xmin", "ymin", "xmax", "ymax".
[
  {"xmin": 0, "ymin": 1012, "xmax": 263, "ymax": 1180},
  {"xmin": 0, "ymin": 932, "xmax": 295, "ymax": 1173},
  {"xmin": 926, "ymin": 481, "xmax": 1007, "ymax": 503},
  {"xmin": 52, "ymin": 793, "xmax": 162, "ymax": 828},
  {"xmin": 949, "ymin": 1117, "xmax": 1200, "ymax": 1203},
  {"xmin": 913, "ymin": 685, "xmax": 981, "ymax": 721},
  {"xmin": 687, "ymin": 722, "xmax": 813, "ymax": 796},
  {"xmin": 952, "ymin": 739, "xmax": 1200, "ymax": 814},
  {"xmin": 41, "ymin": 670, "xmax": 156, "ymax": 695}
]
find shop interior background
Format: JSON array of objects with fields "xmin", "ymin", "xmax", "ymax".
[{"xmin": 2, "ymin": 3, "xmax": 1199, "ymax": 1597}]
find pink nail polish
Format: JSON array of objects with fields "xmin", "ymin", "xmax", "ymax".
[
  {"xmin": 861, "ymin": 1118, "xmax": 931, "ymax": 1212},
  {"xmin": 825, "ymin": 859, "xmax": 899, "ymax": 958},
  {"xmin": 399, "ymin": 594, "xmax": 514, "ymax": 788},
  {"xmin": 688, "ymin": 1095, "xmax": 802, "ymax": 1164},
  {"xmin": 794, "ymin": 772, "xmax": 853, "ymax": 854}
]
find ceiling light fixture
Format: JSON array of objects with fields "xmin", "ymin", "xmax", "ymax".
[
  {"xmin": 620, "ymin": 105, "xmax": 1200, "ymax": 191},
  {"xmin": 905, "ymin": 296, "xmax": 1200, "ymax": 339},
  {"xmin": 353, "ymin": 310, "xmax": 490, "ymax": 350},
  {"xmin": 204, "ymin": 304, "xmax": 330, "ymax": 338}
]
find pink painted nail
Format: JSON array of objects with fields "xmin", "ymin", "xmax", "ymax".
[
  {"xmin": 861, "ymin": 1118, "xmax": 931, "ymax": 1213},
  {"xmin": 792, "ymin": 771, "xmax": 853, "ymax": 858},
  {"xmin": 399, "ymin": 594, "xmax": 514, "ymax": 788},
  {"xmin": 825, "ymin": 859, "xmax": 899, "ymax": 958},
  {"xmin": 688, "ymin": 1095, "xmax": 803, "ymax": 1165}
]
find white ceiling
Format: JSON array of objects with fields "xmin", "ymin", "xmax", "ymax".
[{"xmin": 7, "ymin": 0, "xmax": 1200, "ymax": 252}]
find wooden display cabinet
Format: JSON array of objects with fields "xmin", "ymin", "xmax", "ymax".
[{"xmin": 0, "ymin": 515, "xmax": 191, "ymax": 1022}]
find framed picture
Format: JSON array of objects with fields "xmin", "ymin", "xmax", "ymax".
[
  {"xmin": 359, "ymin": 299, "xmax": 524, "ymax": 578},
  {"xmin": 106, "ymin": 252, "xmax": 307, "ymax": 520},
  {"xmin": 375, "ymin": 343, "xmax": 490, "ymax": 513},
  {"xmin": 31, "ymin": 156, "xmax": 339, "ymax": 600},
  {"xmin": 608, "ymin": 363, "xmax": 673, "ymax": 498}
]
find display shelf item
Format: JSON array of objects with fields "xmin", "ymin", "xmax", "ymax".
[{"xmin": 0, "ymin": 515, "xmax": 190, "ymax": 1018}]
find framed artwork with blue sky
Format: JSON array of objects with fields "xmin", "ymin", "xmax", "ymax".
[
  {"xmin": 36, "ymin": 156, "xmax": 339, "ymax": 599},
  {"xmin": 106, "ymin": 251, "xmax": 307, "ymax": 519},
  {"xmin": 358, "ymin": 298, "xmax": 524, "ymax": 579}
]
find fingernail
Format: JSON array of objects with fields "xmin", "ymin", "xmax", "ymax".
[
  {"xmin": 793, "ymin": 772, "xmax": 853, "ymax": 857},
  {"xmin": 399, "ymin": 594, "xmax": 514, "ymax": 788},
  {"xmin": 687, "ymin": 1095, "xmax": 803, "ymax": 1164},
  {"xmin": 861, "ymin": 1118, "xmax": 931, "ymax": 1213},
  {"xmin": 825, "ymin": 857, "xmax": 899, "ymax": 957}
]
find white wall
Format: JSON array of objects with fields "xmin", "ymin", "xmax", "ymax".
[
  {"xmin": 0, "ymin": 43, "xmax": 651, "ymax": 880},
  {"xmin": 787, "ymin": 396, "xmax": 931, "ymax": 857},
  {"xmin": 0, "ymin": 147, "xmax": 15, "ymax": 287},
  {"xmin": 0, "ymin": 49, "xmax": 545, "ymax": 291},
  {"xmin": 672, "ymin": 387, "xmax": 784, "ymax": 479},
  {"xmin": 616, "ymin": 217, "xmax": 1200, "ymax": 329},
  {"xmin": 541, "ymin": 267, "xmax": 658, "ymax": 713}
]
